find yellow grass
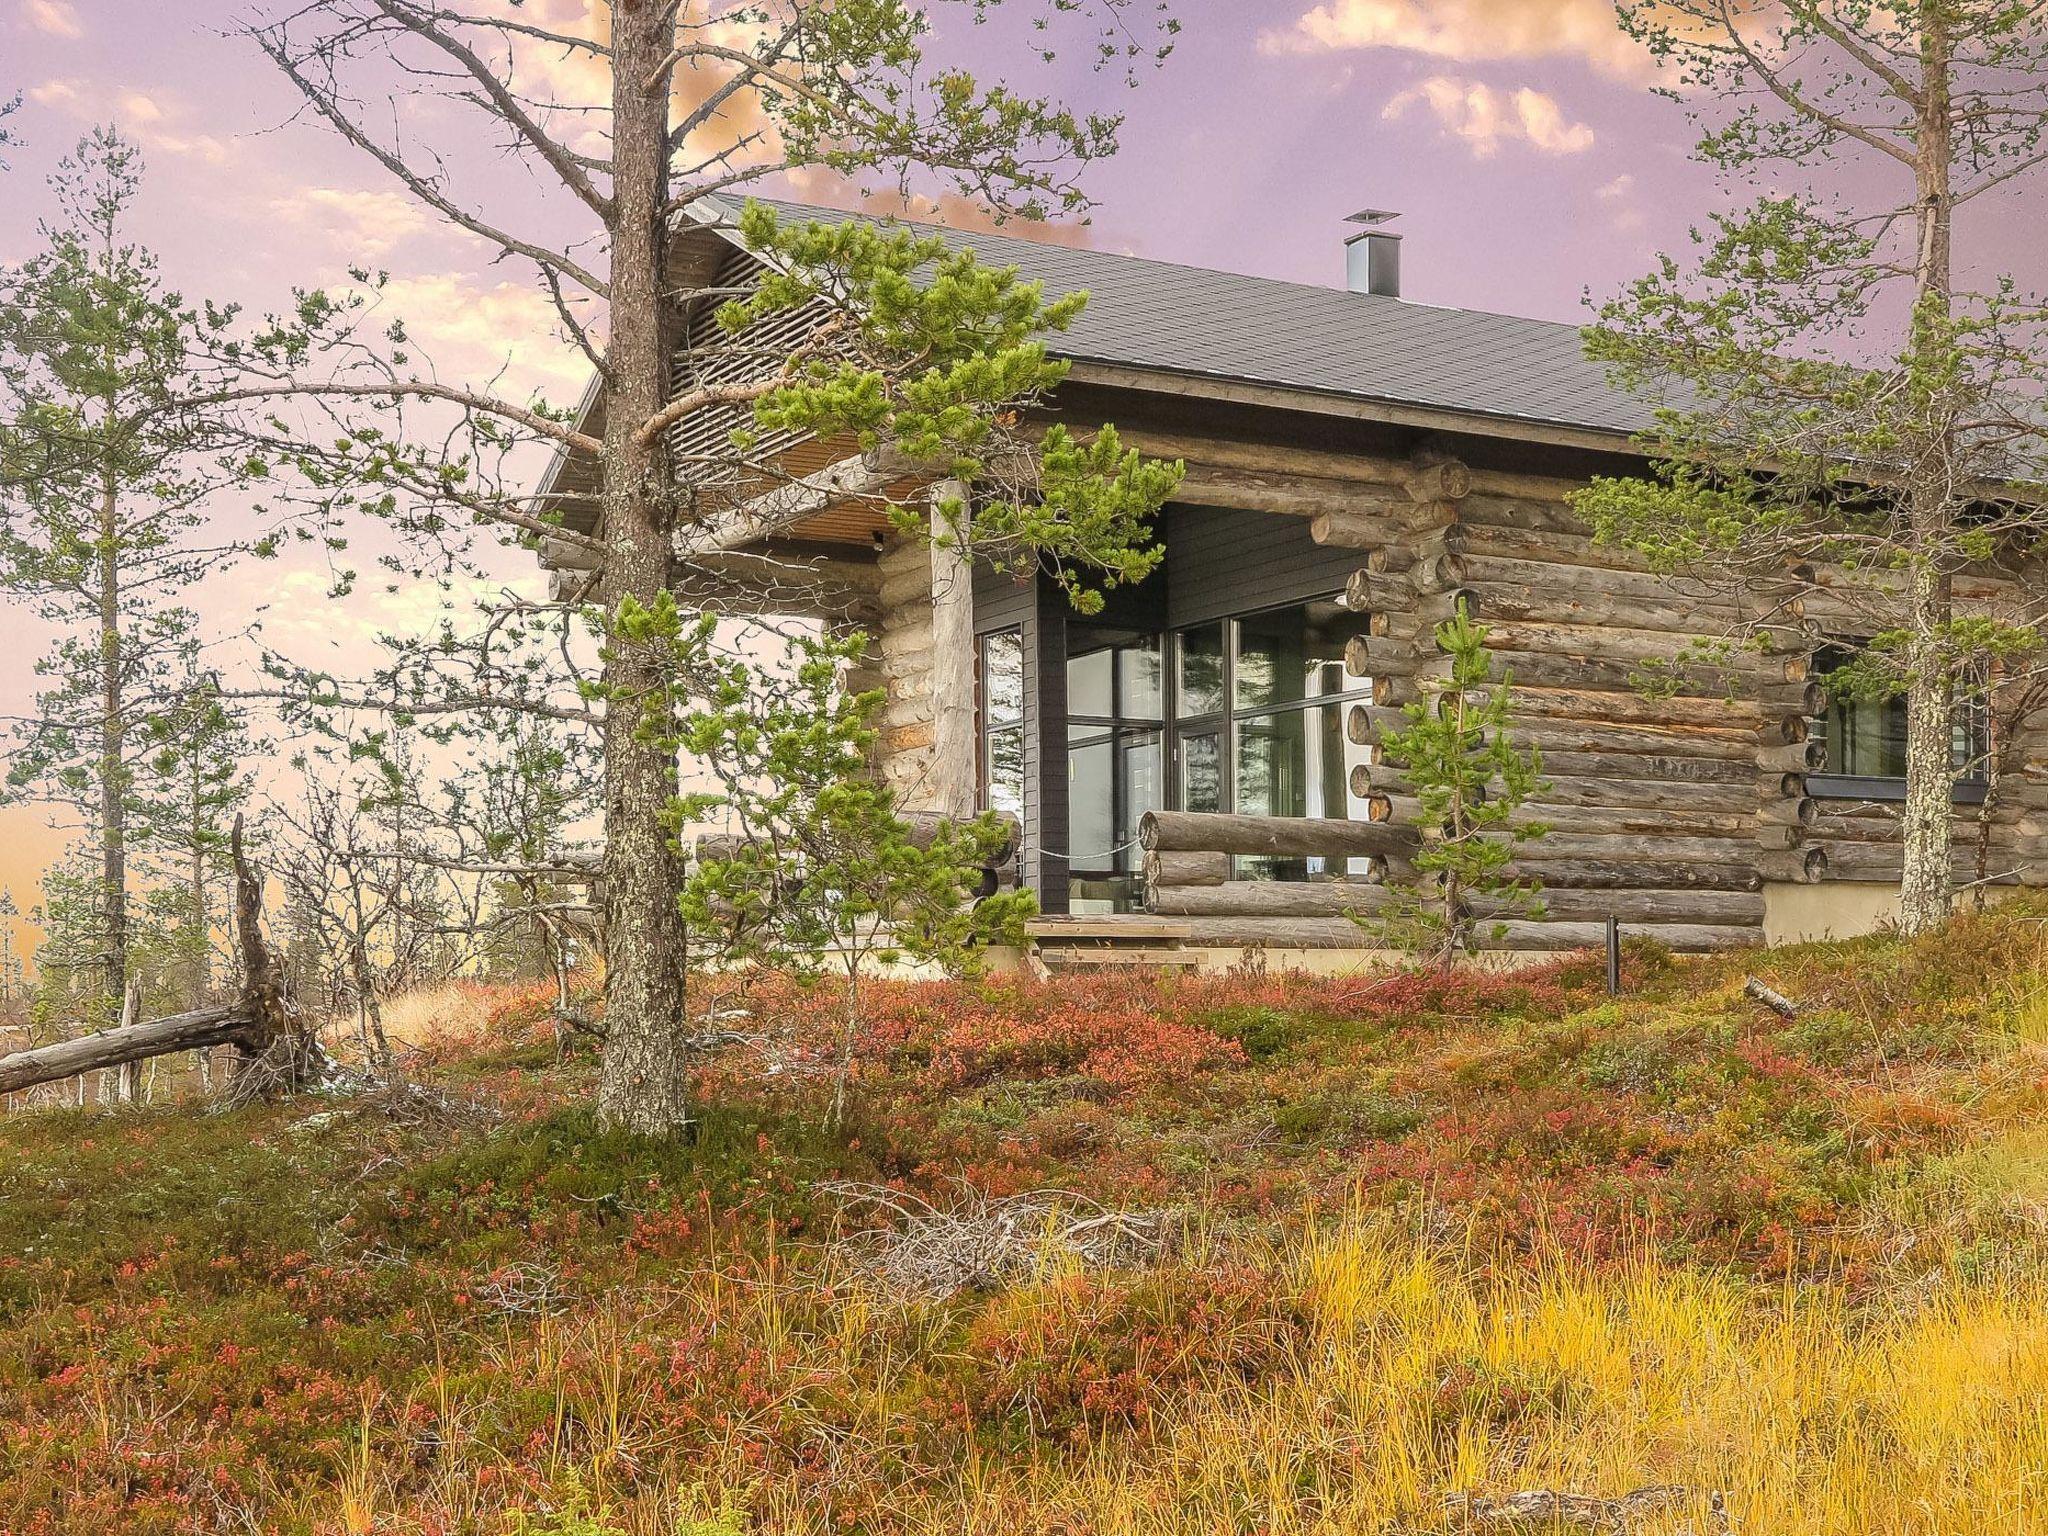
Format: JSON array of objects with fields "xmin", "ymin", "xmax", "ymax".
[
  {"xmin": 323, "ymin": 1220, "xmax": 2048, "ymax": 1535},
  {"xmin": 374, "ymin": 980, "xmax": 503, "ymax": 1050}
]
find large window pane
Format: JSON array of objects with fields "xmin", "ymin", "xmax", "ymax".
[
  {"xmin": 986, "ymin": 726, "xmax": 1025, "ymax": 818},
  {"xmin": 1180, "ymin": 731, "xmax": 1222, "ymax": 813},
  {"xmin": 1177, "ymin": 625, "xmax": 1225, "ymax": 717},
  {"xmin": 1068, "ymin": 729, "xmax": 1114, "ymax": 871},
  {"xmin": 1233, "ymin": 599, "xmax": 1370, "ymax": 711},
  {"xmin": 981, "ymin": 630, "xmax": 1024, "ymax": 726},
  {"xmin": 1814, "ymin": 642, "xmax": 1986, "ymax": 783},
  {"xmin": 1120, "ymin": 732, "xmax": 1163, "ymax": 872},
  {"xmin": 1119, "ymin": 636, "xmax": 1164, "ymax": 721},
  {"xmin": 1067, "ymin": 646, "xmax": 1113, "ymax": 719}
]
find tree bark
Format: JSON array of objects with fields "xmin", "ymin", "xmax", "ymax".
[
  {"xmin": 97, "ymin": 470, "xmax": 128, "ymax": 1021},
  {"xmin": 1897, "ymin": 2, "xmax": 1959, "ymax": 936},
  {"xmin": 595, "ymin": 3, "xmax": 692, "ymax": 1135}
]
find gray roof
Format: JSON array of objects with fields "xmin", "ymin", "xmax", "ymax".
[{"xmin": 705, "ymin": 196, "xmax": 1655, "ymax": 442}]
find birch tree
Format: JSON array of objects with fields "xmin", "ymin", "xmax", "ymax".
[
  {"xmin": 1577, "ymin": 0, "xmax": 2048, "ymax": 933},
  {"xmin": 238, "ymin": 0, "xmax": 1181, "ymax": 1133}
]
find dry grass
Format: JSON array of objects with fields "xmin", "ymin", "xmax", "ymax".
[
  {"xmin": 310, "ymin": 1220, "xmax": 2048, "ymax": 1536},
  {"xmin": 376, "ymin": 980, "xmax": 512, "ymax": 1050}
]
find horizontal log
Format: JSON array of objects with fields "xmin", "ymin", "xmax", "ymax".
[
  {"xmin": 1758, "ymin": 848, "xmax": 1828, "ymax": 884},
  {"xmin": 1474, "ymin": 920, "xmax": 1762, "ymax": 954},
  {"xmin": 1139, "ymin": 810, "xmax": 1416, "ymax": 859},
  {"xmin": 1758, "ymin": 740, "xmax": 1827, "ymax": 773},
  {"xmin": 1114, "ymin": 429, "xmax": 1426, "ymax": 488},
  {"xmin": 1512, "ymin": 831, "xmax": 1763, "ymax": 864},
  {"xmin": 1414, "ymin": 649, "xmax": 1786, "ymax": 699},
  {"xmin": 1756, "ymin": 798, "xmax": 1820, "ymax": 828},
  {"xmin": 1819, "ymin": 843, "xmax": 2013, "ymax": 882},
  {"xmin": 1344, "ymin": 569, "xmax": 1415, "ymax": 614},
  {"xmin": 1534, "ymin": 750, "xmax": 1764, "ymax": 787},
  {"xmin": 1176, "ymin": 916, "xmax": 1378, "ymax": 949},
  {"xmin": 1150, "ymin": 881, "xmax": 1395, "ymax": 918},
  {"xmin": 1311, "ymin": 507, "xmax": 1450, "ymax": 549},
  {"xmin": 1365, "ymin": 790, "xmax": 1758, "ymax": 840},
  {"xmin": 1347, "ymin": 702, "xmax": 1767, "ymax": 761},
  {"xmin": 1504, "ymin": 857, "xmax": 1764, "ymax": 892},
  {"xmin": 0, "ymin": 1004, "xmax": 253, "ymax": 1096},
  {"xmin": 1472, "ymin": 617, "xmax": 1765, "ymax": 670},
  {"xmin": 1506, "ymin": 686, "xmax": 1766, "ymax": 732},
  {"xmin": 1177, "ymin": 468, "xmax": 1416, "ymax": 522},
  {"xmin": 1153, "ymin": 881, "xmax": 1764, "ymax": 925},
  {"xmin": 1344, "ymin": 634, "xmax": 1425, "ymax": 677},
  {"xmin": 1142, "ymin": 849, "xmax": 1231, "ymax": 888}
]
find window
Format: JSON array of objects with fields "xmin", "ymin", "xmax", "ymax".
[
  {"xmin": 1066, "ymin": 627, "xmax": 1163, "ymax": 913},
  {"xmin": 1172, "ymin": 598, "xmax": 1375, "ymax": 879},
  {"xmin": 978, "ymin": 629, "xmax": 1026, "ymax": 820},
  {"xmin": 1811, "ymin": 641, "xmax": 1989, "ymax": 801}
]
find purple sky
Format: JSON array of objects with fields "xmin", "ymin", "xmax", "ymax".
[{"xmin": 1, "ymin": 0, "xmax": 2043, "ymax": 945}]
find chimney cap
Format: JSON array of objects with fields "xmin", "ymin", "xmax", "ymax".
[{"xmin": 1345, "ymin": 207, "xmax": 1401, "ymax": 227}]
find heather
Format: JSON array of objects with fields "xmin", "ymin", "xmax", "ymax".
[{"xmin": 7, "ymin": 907, "xmax": 2048, "ymax": 1533}]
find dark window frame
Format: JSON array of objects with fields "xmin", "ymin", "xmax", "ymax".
[
  {"xmin": 1809, "ymin": 639, "xmax": 1991, "ymax": 803},
  {"xmin": 1168, "ymin": 596, "xmax": 1373, "ymax": 818},
  {"xmin": 976, "ymin": 627, "xmax": 1026, "ymax": 820}
]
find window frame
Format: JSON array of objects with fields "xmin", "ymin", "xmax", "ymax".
[
  {"xmin": 1808, "ymin": 639, "xmax": 1991, "ymax": 804},
  {"xmin": 1167, "ymin": 596, "xmax": 1374, "ymax": 821},
  {"xmin": 976, "ymin": 627, "xmax": 1027, "ymax": 821}
]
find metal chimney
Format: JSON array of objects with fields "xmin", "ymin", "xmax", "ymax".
[{"xmin": 1344, "ymin": 208, "xmax": 1402, "ymax": 298}]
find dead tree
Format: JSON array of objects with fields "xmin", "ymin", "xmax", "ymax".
[{"xmin": 0, "ymin": 818, "xmax": 319, "ymax": 1100}]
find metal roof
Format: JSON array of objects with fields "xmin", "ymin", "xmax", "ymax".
[{"xmin": 693, "ymin": 195, "xmax": 1656, "ymax": 441}]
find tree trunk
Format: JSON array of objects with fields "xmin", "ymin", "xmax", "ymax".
[
  {"xmin": 594, "ymin": 1, "xmax": 691, "ymax": 1136},
  {"xmin": 1897, "ymin": 3, "xmax": 1959, "ymax": 937},
  {"xmin": 97, "ymin": 471, "xmax": 128, "ymax": 1021}
]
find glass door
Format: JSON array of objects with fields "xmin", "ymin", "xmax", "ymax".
[{"xmin": 1065, "ymin": 627, "xmax": 1162, "ymax": 913}]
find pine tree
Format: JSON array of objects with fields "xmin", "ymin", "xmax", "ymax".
[
  {"xmin": 0, "ymin": 131, "xmax": 274, "ymax": 1019},
  {"xmin": 1366, "ymin": 604, "xmax": 1549, "ymax": 966}
]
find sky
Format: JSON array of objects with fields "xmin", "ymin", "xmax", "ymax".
[{"xmin": 1, "ymin": 0, "xmax": 2043, "ymax": 969}]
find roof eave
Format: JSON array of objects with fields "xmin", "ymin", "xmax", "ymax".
[{"xmin": 1056, "ymin": 359, "xmax": 1645, "ymax": 458}]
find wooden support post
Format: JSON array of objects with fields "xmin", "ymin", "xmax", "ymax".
[{"xmin": 927, "ymin": 480, "xmax": 978, "ymax": 820}]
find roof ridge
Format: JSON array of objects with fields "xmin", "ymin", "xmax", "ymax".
[{"xmin": 721, "ymin": 192, "xmax": 1591, "ymax": 341}]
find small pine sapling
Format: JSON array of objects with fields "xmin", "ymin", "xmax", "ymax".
[
  {"xmin": 1363, "ymin": 602, "xmax": 1548, "ymax": 965},
  {"xmin": 628, "ymin": 599, "xmax": 1034, "ymax": 1122}
]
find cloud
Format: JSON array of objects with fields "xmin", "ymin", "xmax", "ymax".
[
  {"xmin": 28, "ymin": 78, "xmax": 230, "ymax": 162},
  {"xmin": 1262, "ymin": 0, "xmax": 1650, "ymax": 79},
  {"xmin": 28, "ymin": 76, "xmax": 82, "ymax": 108},
  {"xmin": 1382, "ymin": 78, "xmax": 1595, "ymax": 158},
  {"xmin": 1595, "ymin": 173, "xmax": 1635, "ymax": 199},
  {"xmin": 23, "ymin": 0, "xmax": 82, "ymax": 39},
  {"xmin": 779, "ymin": 170, "xmax": 1097, "ymax": 248},
  {"xmin": 372, "ymin": 272, "xmax": 595, "ymax": 404},
  {"xmin": 271, "ymin": 186, "xmax": 442, "ymax": 258}
]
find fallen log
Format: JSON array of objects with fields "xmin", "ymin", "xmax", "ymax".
[
  {"xmin": 0, "ymin": 816, "xmax": 310, "ymax": 1101},
  {"xmin": 0, "ymin": 1004, "xmax": 255, "ymax": 1096}
]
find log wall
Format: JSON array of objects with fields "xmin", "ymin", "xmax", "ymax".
[
  {"xmin": 872, "ymin": 533, "xmax": 946, "ymax": 810},
  {"xmin": 1118, "ymin": 419, "xmax": 2048, "ymax": 951}
]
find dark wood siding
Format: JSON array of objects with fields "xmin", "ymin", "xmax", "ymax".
[{"xmin": 1164, "ymin": 504, "xmax": 1366, "ymax": 628}]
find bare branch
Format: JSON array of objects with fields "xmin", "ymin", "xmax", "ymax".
[
  {"xmin": 369, "ymin": 0, "xmax": 614, "ymax": 218},
  {"xmin": 248, "ymin": 20, "xmax": 611, "ymax": 296}
]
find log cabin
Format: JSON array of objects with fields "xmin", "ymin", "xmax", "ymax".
[{"xmin": 534, "ymin": 197, "xmax": 2048, "ymax": 970}]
